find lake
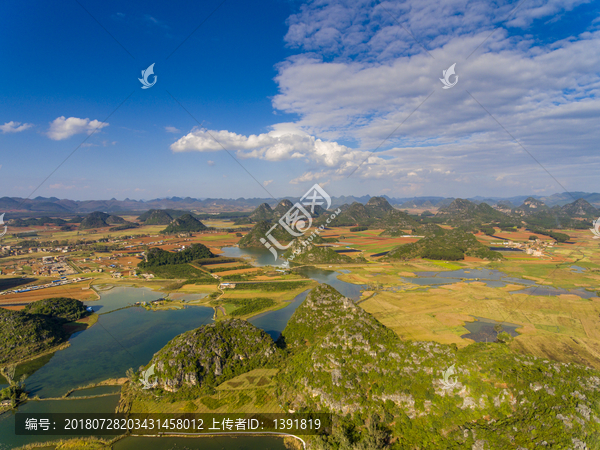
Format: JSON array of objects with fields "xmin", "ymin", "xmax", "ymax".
[
  {"xmin": 461, "ymin": 316, "xmax": 521, "ymax": 343},
  {"xmin": 85, "ymin": 285, "xmax": 165, "ymax": 314},
  {"xmin": 25, "ymin": 287, "xmax": 214, "ymax": 398},
  {"xmin": 0, "ymin": 394, "xmax": 120, "ymax": 450},
  {"xmin": 220, "ymin": 246, "xmax": 287, "ymax": 266}
]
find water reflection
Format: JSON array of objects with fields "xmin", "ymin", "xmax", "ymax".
[{"xmin": 249, "ymin": 290, "xmax": 311, "ymax": 340}]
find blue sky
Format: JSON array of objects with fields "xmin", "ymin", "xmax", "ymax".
[{"xmin": 1, "ymin": 0, "xmax": 599, "ymax": 201}]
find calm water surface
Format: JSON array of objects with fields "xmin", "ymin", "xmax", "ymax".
[
  {"xmin": 461, "ymin": 316, "xmax": 521, "ymax": 343},
  {"xmin": 249, "ymin": 290, "xmax": 310, "ymax": 340},
  {"xmin": 0, "ymin": 395, "xmax": 119, "ymax": 450},
  {"xmin": 86, "ymin": 285, "xmax": 165, "ymax": 313},
  {"xmin": 26, "ymin": 287, "xmax": 213, "ymax": 398},
  {"xmin": 113, "ymin": 435, "xmax": 288, "ymax": 450},
  {"xmin": 219, "ymin": 246, "xmax": 287, "ymax": 266}
]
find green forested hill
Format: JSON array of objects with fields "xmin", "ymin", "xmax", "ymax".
[
  {"xmin": 0, "ymin": 308, "xmax": 66, "ymax": 364},
  {"xmin": 238, "ymin": 220, "xmax": 292, "ymax": 248},
  {"xmin": 137, "ymin": 209, "xmax": 174, "ymax": 225},
  {"xmin": 23, "ymin": 297, "xmax": 87, "ymax": 321},
  {"xmin": 323, "ymin": 197, "xmax": 418, "ymax": 229},
  {"xmin": 139, "ymin": 243, "xmax": 214, "ymax": 268},
  {"xmin": 161, "ymin": 213, "xmax": 207, "ymax": 233},
  {"xmin": 248, "ymin": 203, "xmax": 275, "ymax": 221},
  {"xmin": 276, "ymin": 284, "xmax": 600, "ymax": 449},
  {"xmin": 435, "ymin": 198, "xmax": 510, "ymax": 228},
  {"xmin": 386, "ymin": 227, "xmax": 503, "ymax": 261},
  {"xmin": 78, "ymin": 211, "xmax": 110, "ymax": 229},
  {"xmin": 144, "ymin": 319, "xmax": 278, "ymax": 391}
]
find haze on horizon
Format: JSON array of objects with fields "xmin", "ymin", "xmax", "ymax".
[{"xmin": 1, "ymin": 0, "xmax": 599, "ymax": 202}]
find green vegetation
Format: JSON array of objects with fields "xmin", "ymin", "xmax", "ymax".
[
  {"xmin": 387, "ymin": 227, "xmax": 504, "ymax": 261},
  {"xmin": 529, "ymin": 227, "xmax": 570, "ymax": 243},
  {"xmin": 277, "ymin": 284, "xmax": 600, "ymax": 449},
  {"xmin": 108, "ymin": 223, "xmax": 139, "ymax": 232},
  {"xmin": 230, "ymin": 281, "xmax": 312, "ymax": 291},
  {"xmin": 10, "ymin": 216, "xmax": 66, "ymax": 227},
  {"xmin": 0, "ymin": 366, "xmax": 27, "ymax": 408},
  {"xmin": 161, "ymin": 213, "xmax": 207, "ymax": 233},
  {"xmin": 284, "ymin": 242, "xmax": 354, "ymax": 264},
  {"xmin": 138, "ymin": 319, "xmax": 279, "ymax": 392},
  {"xmin": 78, "ymin": 211, "xmax": 125, "ymax": 229},
  {"xmin": 515, "ymin": 197, "xmax": 596, "ymax": 230},
  {"xmin": 0, "ymin": 308, "xmax": 66, "ymax": 365},
  {"xmin": 139, "ymin": 243, "xmax": 214, "ymax": 268},
  {"xmin": 349, "ymin": 226, "xmax": 368, "ymax": 232},
  {"xmin": 221, "ymin": 297, "xmax": 276, "ymax": 316},
  {"xmin": 238, "ymin": 220, "xmax": 292, "ymax": 248},
  {"xmin": 324, "ymin": 197, "xmax": 418, "ymax": 230},
  {"xmin": 136, "ymin": 209, "xmax": 174, "ymax": 225},
  {"xmin": 205, "ymin": 264, "xmax": 252, "ymax": 273},
  {"xmin": 23, "ymin": 297, "xmax": 87, "ymax": 321},
  {"xmin": 143, "ymin": 263, "xmax": 214, "ymax": 281},
  {"xmin": 480, "ymin": 226, "xmax": 495, "ymax": 235},
  {"xmin": 436, "ymin": 198, "xmax": 509, "ymax": 227}
]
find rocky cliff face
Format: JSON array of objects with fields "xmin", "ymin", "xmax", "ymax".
[
  {"xmin": 276, "ymin": 285, "xmax": 600, "ymax": 448},
  {"xmin": 145, "ymin": 319, "xmax": 277, "ymax": 391}
]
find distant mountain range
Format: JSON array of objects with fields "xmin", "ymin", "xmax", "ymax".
[{"xmin": 2, "ymin": 191, "xmax": 600, "ymax": 217}]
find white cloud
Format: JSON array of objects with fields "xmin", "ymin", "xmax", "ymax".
[
  {"xmin": 261, "ymin": 0, "xmax": 600, "ymax": 195},
  {"xmin": 47, "ymin": 116, "xmax": 109, "ymax": 140},
  {"xmin": 1, "ymin": 121, "xmax": 33, "ymax": 133},
  {"xmin": 263, "ymin": 180, "xmax": 273, "ymax": 186},
  {"xmin": 165, "ymin": 126, "xmax": 181, "ymax": 133},
  {"xmin": 171, "ymin": 124, "xmax": 381, "ymax": 169},
  {"xmin": 207, "ymin": 160, "xmax": 215, "ymax": 166}
]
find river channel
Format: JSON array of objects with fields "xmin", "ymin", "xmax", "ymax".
[{"xmin": 1, "ymin": 248, "xmax": 364, "ymax": 449}]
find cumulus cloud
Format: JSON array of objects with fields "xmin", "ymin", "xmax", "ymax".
[
  {"xmin": 171, "ymin": 124, "xmax": 382, "ymax": 170},
  {"xmin": 47, "ymin": 116, "xmax": 109, "ymax": 140},
  {"xmin": 263, "ymin": 180, "xmax": 273, "ymax": 186},
  {"xmin": 165, "ymin": 126, "xmax": 181, "ymax": 133},
  {"xmin": 1, "ymin": 121, "xmax": 33, "ymax": 133}
]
